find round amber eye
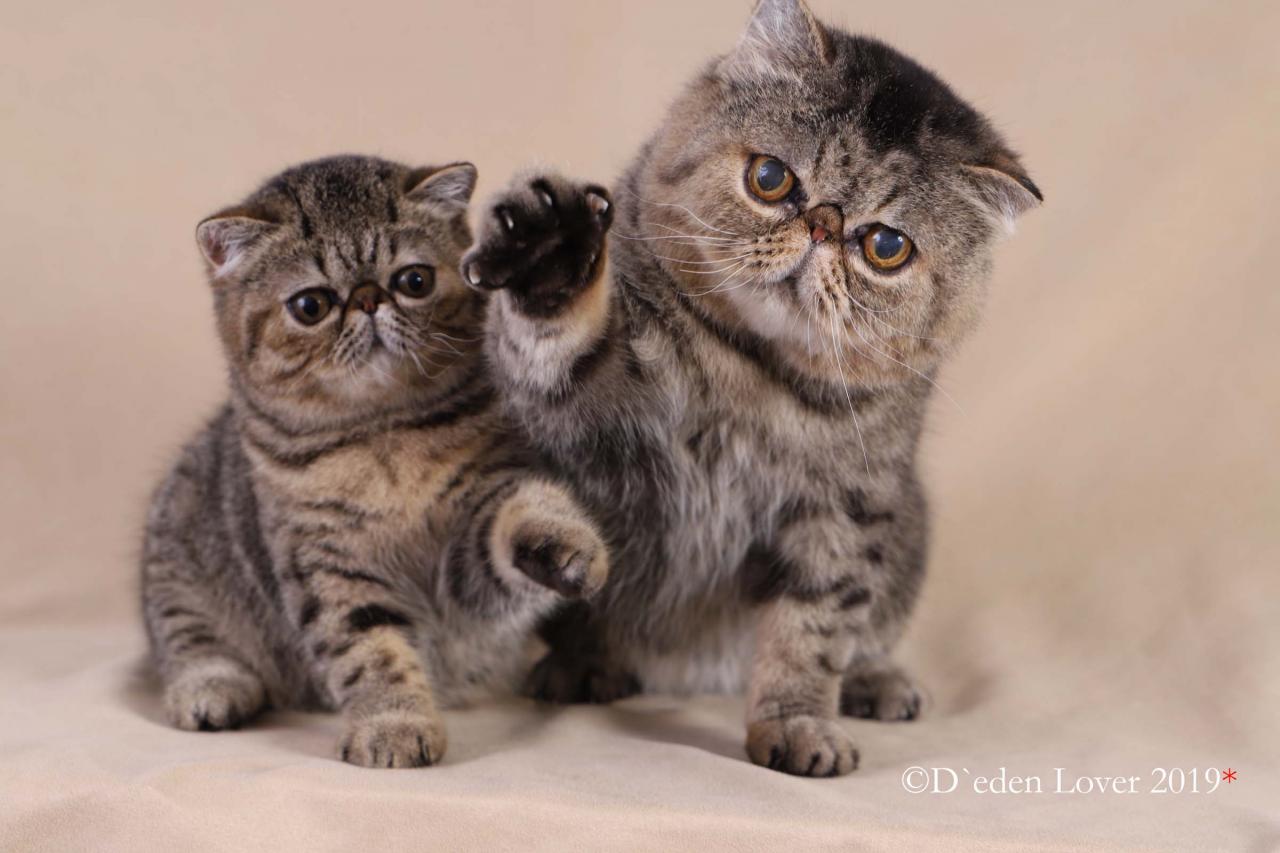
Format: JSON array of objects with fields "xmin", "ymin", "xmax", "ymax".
[
  {"xmin": 391, "ymin": 264, "xmax": 435, "ymax": 299},
  {"xmin": 860, "ymin": 224, "xmax": 914, "ymax": 272},
  {"xmin": 746, "ymin": 155, "xmax": 795, "ymax": 202},
  {"xmin": 286, "ymin": 288, "xmax": 335, "ymax": 325}
]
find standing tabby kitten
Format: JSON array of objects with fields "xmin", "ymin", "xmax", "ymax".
[
  {"xmin": 462, "ymin": 0, "xmax": 1040, "ymax": 776},
  {"xmin": 141, "ymin": 156, "xmax": 607, "ymax": 768}
]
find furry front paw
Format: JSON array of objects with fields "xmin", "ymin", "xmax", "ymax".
[
  {"xmin": 523, "ymin": 650, "xmax": 640, "ymax": 705},
  {"xmin": 511, "ymin": 519, "xmax": 609, "ymax": 599},
  {"xmin": 339, "ymin": 710, "xmax": 447, "ymax": 769},
  {"xmin": 163, "ymin": 658, "xmax": 266, "ymax": 732},
  {"xmin": 462, "ymin": 174, "xmax": 613, "ymax": 317},
  {"xmin": 840, "ymin": 665, "xmax": 924, "ymax": 722},
  {"xmin": 746, "ymin": 716, "xmax": 860, "ymax": 777}
]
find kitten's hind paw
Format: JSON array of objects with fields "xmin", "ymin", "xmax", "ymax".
[
  {"xmin": 523, "ymin": 650, "xmax": 640, "ymax": 705},
  {"xmin": 163, "ymin": 657, "xmax": 266, "ymax": 732},
  {"xmin": 840, "ymin": 664, "xmax": 924, "ymax": 722},
  {"xmin": 462, "ymin": 174, "xmax": 613, "ymax": 317},
  {"xmin": 510, "ymin": 520, "xmax": 609, "ymax": 600}
]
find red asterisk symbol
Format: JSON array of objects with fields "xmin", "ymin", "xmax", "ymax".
[{"xmin": 1223, "ymin": 768, "xmax": 1237, "ymax": 784}]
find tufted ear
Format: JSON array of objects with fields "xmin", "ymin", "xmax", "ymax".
[
  {"xmin": 718, "ymin": 0, "xmax": 833, "ymax": 85},
  {"xmin": 963, "ymin": 154, "xmax": 1043, "ymax": 232},
  {"xmin": 196, "ymin": 208, "xmax": 277, "ymax": 278},
  {"xmin": 405, "ymin": 162, "xmax": 478, "ymax": 216}
]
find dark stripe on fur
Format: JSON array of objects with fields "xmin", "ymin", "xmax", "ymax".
[
  {"xmin": 742, "ymin": 543, "xmax": 871, "ymax": 607},
  {"xmin": 741, "ymin": 543, "xmax": 795, "ymax": 604},
  {"xmin": 843, "ymin": 488, "xmax": 895, "ymax": 526},
  {"xmin": 299, "ymin": 498, "xmax": 377, "ymax": 522},
  {"xmin": 838, "ymin": 586, "xmax": 872, "ymax": 609},
  {"xmin": 342, "ymin": 665, "xmax": 365, "ymax": 688},
  {"xmin": 873, "ymin": 183, "xmax": 903, "ymax": 212},
  {"xmin": 347, "ymin": 604, "xmax": 411, "ymax": 632},
  {"xmin": 243, "ymin": 308, "xmax": 272, "ymax": 364},
  {"xmin": 279, "ymin": 180, "xmax": 314, "ymax": 239},
  {"xmin": 674, "ymin": 291, "xmax": 868, "ymax": 416},
  {"xmin": 299, "ymin": 596, "xmax": 321, "ymax": 627},
  {"xmin": 240, "ymin": 382, "xmax": 495, "ymax": 469},
  {"xmin": 543, "ymin": 328, "xmax": 614, "ymax": 405},
  {"xmin": 315, "ymin": 565, "xmax": 393, "ymax": 588}
]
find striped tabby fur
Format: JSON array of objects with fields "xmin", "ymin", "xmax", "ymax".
[
  {"xmin": 141, "ymin": 156, "xmax": 607, "ymax": 768},
  {"xmin": 462, "ymin": 0, "xmax": 1039, "ymax": 776}
]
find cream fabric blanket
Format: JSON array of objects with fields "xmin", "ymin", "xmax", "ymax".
[{"xmin": 1, "ymin": 0, "xmax": 1276, "ymax": 849}]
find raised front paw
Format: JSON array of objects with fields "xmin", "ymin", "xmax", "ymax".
[
  {"xmin": 511, "ymin": 517, "xmax": 609, "ymax": 600},
  {"xmin": 339, "ymin": 709, "xmax": 447, "ymax": 769},
  {"xmin": 462, "ymin": 174, "xmax": 613, "ymax": 317},
  {"xmin": 496, "ymin": 480, "xmax": 610, "ymax": 599},
  {"xmin": 746, "ymin": 716, "xmax": 860, "ymax": 777}
]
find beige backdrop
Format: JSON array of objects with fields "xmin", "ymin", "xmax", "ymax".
[{"xmin": 2, "ymin": 0, "xmax": 1278, "ymax": 850}]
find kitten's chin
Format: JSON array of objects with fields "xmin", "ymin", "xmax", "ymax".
[{"xmin": 330, "ymin": 350, "xmax": 417, "ymax": 402}]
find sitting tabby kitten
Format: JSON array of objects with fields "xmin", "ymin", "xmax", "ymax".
[
  {"xmin": 462, "ymin": 0, "xmax": 1040, "ymax": 776},
  {"xmin": 141, "ymin": 156, "xmax": 607, "ymax": 768}
]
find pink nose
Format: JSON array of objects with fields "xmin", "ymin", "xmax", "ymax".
[
  {"xmin": 348, "ymin": 283, "xmax": 384, "ymax": 315},
  {"xmin": 803, "ymin": 203, "xmax": 842, "ymax": 244}
]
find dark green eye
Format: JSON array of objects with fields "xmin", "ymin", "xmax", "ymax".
[
  {"xmin": 746, "ymin": 155, "xmax": 795, "ymax": 202},
  {"xmin": 391, "ymin": 264, "xmax": 435, "ymax": 299},
  {"xmin": 860, "ymin": 224, "xmax": 914, "ymax": 272},
  {"xmin": 286, "ymin": 288, "xmax": 334, "ymax": 325}
]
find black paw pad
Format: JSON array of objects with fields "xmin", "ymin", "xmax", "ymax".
[{"xmin": 462, "ymin": 177, "xmax": 613, "ymax": 318}]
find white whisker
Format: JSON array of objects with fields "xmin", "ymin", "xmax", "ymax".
[
  {"xmin": 694, "ymin": 262, "xmax": 763, "ymax": 296},
  {"xmin": 650, "ymin": 252, "xmax": 754, "ymax": 266},
  {"xmin": 826, "ymin": 308, "xmax": 872, "ymax": 476},
  {"xmin": 613, "ymin": 230, "xmax": 740, "ymax": 245},
  {"xmin": 642, "ymin": 221, "xmax": 743, "ymax": 241},
  {"xmin": 619, "ymin": 187, "xmax": 738, "ymax": 236},
  {"xmin": 846, "ymin": 319, "xmax": 964, "ymax": 415},
  {"xmin": 680, "ymin": 262, "xmax": 751, "ymax": 277},
  {"xmin": 429, "ymin": 330, "xmax": 479, "ymax": 343}
]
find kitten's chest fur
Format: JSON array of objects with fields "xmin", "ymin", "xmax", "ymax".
[
  {"xmin": 661, "ymin": 323, "xmax": 876, "ymax": 554},
  {"xmin": 610, "ymin": 372, "xmax": 823, "ymax": 676},
  {"xmin": 256, "ymin": 423, "xmax": 490, "ymax": 548},
  {"xmin": 607, "ymin": 304, "xmax": 924, "ymax": 691},
  {"xmin": 244, "ymin": 417, "xmax": 537, "ymax": 704}
]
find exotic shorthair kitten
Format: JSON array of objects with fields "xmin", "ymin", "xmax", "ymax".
[
  {"xmin": 462, "ymin": 0, "xmax": 1040, "ymax": 776},
  {"xmin": 140, "ymin": 156, "xmax": 608, "ymax": 768}
]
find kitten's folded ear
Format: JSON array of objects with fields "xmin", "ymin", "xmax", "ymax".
[
  {"xmin": 405, "ymin": 162, "xmax": 478, "ymax": 216},
  {"xmin": 719, "ymin": 0, "xmax": 833, "ymax": 85},
  {"xmin": 963, "ymin": 153, "xmax": 1043, "ymax": 232},
  {"xmin": 196, "ymin": 207, "xmax": 277, "ymax": 278}
]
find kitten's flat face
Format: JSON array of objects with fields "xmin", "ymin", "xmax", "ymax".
[
  {"xmin": 198, "ymin": 156, "xmax": 481, "ymax": 417},
  {"xmin": 628, "ymin": 0, "xmax": 1039, "ymax": 387}
]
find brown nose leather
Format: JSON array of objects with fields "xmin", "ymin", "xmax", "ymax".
[
  {"xmin": 804, "ymin": 204, "xmax": 843, "ymax": 244},
  {"xmin": 348, "ymin": 283, "xmax": 384, "ymax": 315}
]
